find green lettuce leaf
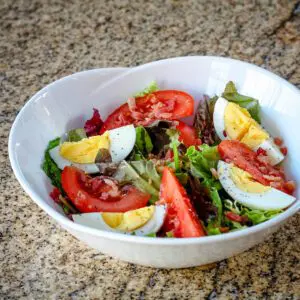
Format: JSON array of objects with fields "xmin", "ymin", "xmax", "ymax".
[
  {"xmin": 42, "ymin": 137, "xmax": 63, "ymax": 192},
  {"xmin": 244, "ymin": 209, "xmax": 282, "ymax": 225},
  {"xmin": 166, "ymin": 128, "xmax": 181, "ymax": 171},
  {"xmin": 166, "ymin": 231, "xmax": 174, "ymax": 238},
  {"xmin": 130, "ymin": 126, "xmax": 153, "ymax": 160},
  {"xmin": 210, "ymin": 187, "xmax": 223, "ymax": 226},
  {"xmin": 186, "ymin": 145, "xmax": 223, "ymax": 225},
  {"xmin": 67, "ymin": 128, "xmax": 87, "ymax": 142},
  {"xmin": 224, "ymin": 199, "xmax": 241, "ymax": 214},
  {"xmin": 174, "ymin": 171, "xmax": 189, "ymax": 186},
  {"xmin": 206, "ymin": 220, "xmax": 222, "ymax": 235},
  {"xmin": 222, "ymin": 81, "xmax": 261, "ymax": 123},
  {"xmin": 165, "ymin": 128, "xmax": 190, "ymax": 185},
  {"xmin": 224, "ymin": 199, "xmax": 282, "ymax": 225},
  {"xmin": 130, "ymin": 160, "xmax": 161, "ymax": 190},
  {"xmin": 114, "ymin": 160, "xmax": 161, "ymax": 204},
  {"xmin": 186, "ymin": 145, "xmax": 220, "ymax": 187},
  {"xmin": 145, "ymin": 232, "xmax": 157, "ymax": 237},
  {"xmin": 135, "ymin": 126, "xmax": 153, "ymax": 155},
  {"xmin": 134, "ymin": 81, "xmax": 159, "ymax": 98}
]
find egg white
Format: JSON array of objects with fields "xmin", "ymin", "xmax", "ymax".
[
  {"xmin": 108, "ymin": 124, "xmax": 136, "ymax": 163},
  {"xmin": 213, "ymin": 97, "xmax": 228, "ymax": 140},
  {"xmin": 217, "ymin": 161, "xmax": 295, "ymax": 211},
  {"xmin": 72, "ymin": 205, "xmax": 167, "ymax": 236}
]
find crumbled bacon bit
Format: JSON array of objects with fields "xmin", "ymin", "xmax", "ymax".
[
  {"xmin": 257, "ymin": 155, "xmax": 270, "ymax": 165},
  {"xmin": 258, "ymin": 165, "xmax": 267, "ymax": 173},
  {"xmin": 262, "ymin": 174, "xmax": 282, "ymax": 182},
  {"xmin": 280, "ymin": 147, "xmax": 288, "ymax": 156},
  {"xmin": 100, "ymin": 192, "xmax": 109, "ymax": 200},
  {"xmin": 156, "ymin": 102, "xmax": 164, "ymax": 109},
  {"xmin": 84, "ymin": 108, "xmax": 103, "ymax": 136},
  {"xmin": 103, "ymin": 178, "xmax": 120, "ymax": 197},
  {"xmin": 127, "ymin": 96, "xmax": 176, "ymax": 126},
  {"xmin": 127, "ymin": 97, "xmax": 136, "ymax": 111},
  {"xmin": 276, "ymin": 165, "xmax": 285, "ymax": 176},
  {"xmin": 149, "ymin": 95, "xmax": 158, "ymax": 104},
  {"xmin": 131, "ymin": 111, "xmax": 144, "ymax": 120},
  {"xmin": 223, "ymin": 130, "xmax": 227, "ymax": 137},
  {"xmin": 284, "ymin": 181, "xmax": 296, "ymax": 194},
  {"xmin": 274, "ymin": 137, "xmax": 283, "ymax": 146},
  {"xmin": 257, "ymin": 147, "xmax": 267, "ymax": 156},
  {"xmin": 270, "ymin": 181, "xmax": 282, "ymax": 189},
  {"xmin": 157, "ymin": 113, "xmax": 172, "ymax": 119}
]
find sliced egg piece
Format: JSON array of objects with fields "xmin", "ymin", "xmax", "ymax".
[
  {"xmin": 49, "ymin": 146, "xmax": 99, "ymax": 174},
  {"xmin": 213, "ymin": 97, "xmax": 284, "ymax": 165},
  {"xmin": 108, "ymin": 124, "xmax": 136, "ymax": 163},
  {"xmin": 59, "ymin": 125, "xmax": 136, "ymax": 165},
  {"xmin": 72, "ymin": 205, "xmax": 167, "ymax": 236},
  {"xmin": 217, "ymin": 160, "xmax": 295, "ymax": 210}
]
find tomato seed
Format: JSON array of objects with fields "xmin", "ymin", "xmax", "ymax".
[{"xmin": 257, "ymin": 147, "xmax": 267, "ymax": 156}]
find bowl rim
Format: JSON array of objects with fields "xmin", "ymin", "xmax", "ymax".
[{"xmin": 8, "ymin": 56, "xmax": 300, "ymax": 245}]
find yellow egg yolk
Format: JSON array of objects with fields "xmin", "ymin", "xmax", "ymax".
[
  {"xmin": 59, "ymin": 132, "xmax": 110, "ymax": 164},
  {"xmin": 224, "ymin": 103, "xmax": 269, "ymax": 148},
  {"xmin": 102, "ymin": 206, "xmax": 155, "ymax": 231},
  {"xmin": 230, "ymin": 166, "xmax": 270, "ymax": 193},
  {"xmin": 240, "ymin": 121, "xmax": 269, "ymax": 149},
  {"xmin": 224, "ymin": 103, "xmax": 251, "ymax": 140}
]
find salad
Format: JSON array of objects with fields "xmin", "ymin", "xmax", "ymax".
[{"xmin": 42, "ymin": 81, "xmax": 296, "ymax": 238}]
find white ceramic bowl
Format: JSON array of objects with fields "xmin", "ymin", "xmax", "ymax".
[{"xmin": 9, "ymin": 56, "xmax": 300, "ymax": 268}]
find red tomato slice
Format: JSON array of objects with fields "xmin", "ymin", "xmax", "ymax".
[
  {"xmin": 62, "ymin": 166, "xmax": 150, "ymax": 213},
  {"xmin": 100, "ymin": 90, "xmax": 194, "ymax": 133},
  {"xmin": 160, "ymin": 167, "xmax": 206, "ymax": 238},
  {"xmin": 218, "ymin": 140, "xmax": 289, "ymax": 193},
  {"xmin": 176, "ymin": 121, "xmax": 202, "ymax": 147}
]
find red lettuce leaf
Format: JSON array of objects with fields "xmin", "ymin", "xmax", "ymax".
[{"xmin": 84, "ymin": 108, "xmax": 103, "ymax": 136}]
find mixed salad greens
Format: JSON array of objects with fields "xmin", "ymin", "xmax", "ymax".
[{"xmin": 42, "ymin": 81, "xmax": 296, "ymax": 238}]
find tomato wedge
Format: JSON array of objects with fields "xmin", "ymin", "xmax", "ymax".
[
  {"xmin": 62, "ymin": 166, "xmax": 150, "ymax": 213},
  {"xmin": 218, "ymin": 140, "xmax": 290, "ymax": 193},
  {"xmin": 100, "ymin": 90, "xmax": 194, "ymax": 133},
  {"xmin": 160, "ymin": 167, "xmax": 206, "ymax": 238},
  {"xmin": 176, "ymin": 121, "xmax": 202, "ymax": 147}
]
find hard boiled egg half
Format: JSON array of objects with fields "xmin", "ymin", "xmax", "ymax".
[
  {"xmin": 218, "ymin": 160, "xmax": 295, "ymax": 210},
  {"xmin": 49, "ymin": 125, "xmax": 136, "ymax": 174},
  {"xmin": 213, "ymin": 97, "xmax": 284, "ymax": 166},
  {"xmin": 72, "ymin": 205, "xmax": 167, "ymax": 236}
]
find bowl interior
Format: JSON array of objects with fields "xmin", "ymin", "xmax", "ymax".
[{"xmin": 9, "ymin": 57, "xmax": 300, "ymax": 220}]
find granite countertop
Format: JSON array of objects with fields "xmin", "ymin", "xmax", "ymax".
[{"xmin": 1, "ymin": 0, "xmax": 300, "ymax": 299}]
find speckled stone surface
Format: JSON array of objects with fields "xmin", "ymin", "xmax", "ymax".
[{"xmin": 1, "ymin": 0, "xmax": 300, "ymax": 299}]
